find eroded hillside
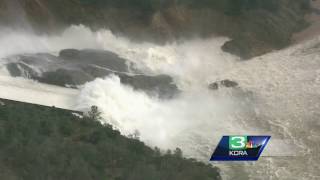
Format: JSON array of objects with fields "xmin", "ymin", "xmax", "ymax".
[{"xmin": 0, "ymin": 0, "xmax": 311, "ymax": 58}]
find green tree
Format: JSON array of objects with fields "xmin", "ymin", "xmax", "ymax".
[
  {"xmin": 87, "ymin": 105, "xmax": 102, "ymax": 121},
  {"xmin": 174, "ymin": 148, "xmax": 183, "ymax": 158}
]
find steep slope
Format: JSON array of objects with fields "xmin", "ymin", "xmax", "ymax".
[
  {"xmin": 0, "ymin": 0, "xmax": 311, "ymax": 59},
  {"xmin": 0, "ymin": 98, "xmax": 221, "ymax": 180}
]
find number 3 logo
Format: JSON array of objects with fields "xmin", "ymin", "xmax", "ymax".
[{"xmin": 229, "ymin": 136, "xmax": 247, "ymax": 150}]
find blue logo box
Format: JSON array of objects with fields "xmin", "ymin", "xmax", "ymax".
[{"xmin": 210, "ymin": 136, "xmax": 271, "ymax": 161}]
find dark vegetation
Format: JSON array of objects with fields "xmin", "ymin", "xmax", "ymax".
[
  {"xmin": 0, "ymin": 99, "xmax": 221, "ymax": 180},
  {"xmin": 77, "ymin": 0, "xmax": 282, "ymax": 14},
  {"xmin": 177, "ymin": 0, "xmax": 281, "ymax": 14}
]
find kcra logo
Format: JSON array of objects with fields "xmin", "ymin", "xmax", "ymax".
[{"xmin": 210, "ymin": 136, "xmax": 270, "ymax": 161}]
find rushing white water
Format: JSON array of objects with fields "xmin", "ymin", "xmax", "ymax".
[
  {"xmin": 0, "ymin": 25, "xmax": 319, "ymax": 179},
  {"xmin": 0, "ymin": 25, "xmax": 102, "ymax": 60}
]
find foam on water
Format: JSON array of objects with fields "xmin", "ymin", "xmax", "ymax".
[
  {"xmin": 74, "ymin": 27, "xmax": 320, "ymax": 179},
  {"xmin": 77, "ymin": 75, "xmax": 261, "ymax": 149}
]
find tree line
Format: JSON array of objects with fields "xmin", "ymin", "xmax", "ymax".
[{"xmin": 0, "ymin": 99, "xmax": 221, "ymax": 180}]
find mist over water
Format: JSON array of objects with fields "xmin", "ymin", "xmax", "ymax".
[
  {"xmin": 76, "ymin": 75, "xmax": 257, "ymax": 149},
  {"xmin": 0, "ymin": 25, "xmax": 319, "ymax": 179},
  {"xmin": 0, "ymin": 25, "xmax": 103, "ymax": 60}
]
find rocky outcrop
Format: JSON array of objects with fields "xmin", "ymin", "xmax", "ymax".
[
  {"xmin": 59, "ymin": 49, "xmax": 130, "ymax": 73},
  {"xmin": 209, "ymin": 79, "xmax": 239, "ymax": 90},
  {"xmin": 5, "ymin": 49, "xmax": 179, "ymax": 98}
]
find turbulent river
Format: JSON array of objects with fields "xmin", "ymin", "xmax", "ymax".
[{"xmin": 0, "ymin": 25, "xmax": 319, "ymax": 180}]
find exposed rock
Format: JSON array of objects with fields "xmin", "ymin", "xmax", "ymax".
[
  {"xmin": 119, "ymin": 74, "xmax": 178, "ymax": 98},
  {"xmin": 59, "ymin": 49, "xmax": 129, "ymax": 72},
  {"xmin": 209, "ymin": 79, "xmax": 238, "ymax": 90},
  {"xmin": 6, "ymin": 63, "xmax": 24, "ymax": 77},
  {"xmin": 6, "ymin": 62, "xmax": 39, "ymax": 78},
  {"xmin": 38, "ymin": 69, "xmax": 93, "ymax": 88},
  {"xmin": 5, "ymin": 49, "xmax": 179, "ymax": 98},
  {"xmin": 221, "ymin": 37, "xmax": 274, "ymax": 60},
  {"xmin": 221, "ymin": 79, "xmax": 239, "ymax": 88},
  {"xmin": 59, "ymin": 49, "xmax": 80, "ymax": 59},
  {"xmin": 208, "ymin": 82, "xmax": 219, "ymax": 90}
]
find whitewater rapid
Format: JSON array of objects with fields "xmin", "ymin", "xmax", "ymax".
[{"xmin": 0, "ymin": 25, "xmax": 319, "ymax": 180}]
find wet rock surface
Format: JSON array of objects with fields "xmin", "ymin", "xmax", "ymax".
[
  {"xmin": 208, "ymin": 79, "xmax": 239, "ymax": 90},
  {"xmin": 5, "ymin": 49, "xmax": 179, "ymax": 98},
  {"xmin": 59, "ymin": 49, "xmax": 130, "ymax": 73}
]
